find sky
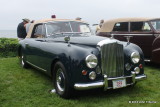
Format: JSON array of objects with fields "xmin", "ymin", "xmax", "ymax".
[{"xmin": 0, "ymin": 0, "xmax": 160, "ymax": 30}]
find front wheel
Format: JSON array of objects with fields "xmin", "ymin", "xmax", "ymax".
[{"xmin": 53, "ymin": 61, "xmax": 72, "ymax": 98}]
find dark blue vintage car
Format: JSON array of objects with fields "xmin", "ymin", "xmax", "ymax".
[{"xmin": 18, "ymin": 19, "xmax": 146, "ymax": 98}]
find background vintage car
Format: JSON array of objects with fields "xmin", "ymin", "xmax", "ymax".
[
  {"xmin": 97, "ymin": 18, "xmax": 160, "ymax": 64},
  {"xmin": 18, "ymin": 18, "xmax": 146, "ymax": 98}
]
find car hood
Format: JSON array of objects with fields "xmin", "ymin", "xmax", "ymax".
[{"xmin": 46, "ymin": 36, "xmax": 119, "ymax": 46}]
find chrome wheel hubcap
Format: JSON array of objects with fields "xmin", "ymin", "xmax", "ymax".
[
  {"xmin": 56, "ymin": 68, "xmax": 65, "ymax": 93},
  {"xmin": 21, "ymin": 55, "xmax": 25, "ymax": 66}
]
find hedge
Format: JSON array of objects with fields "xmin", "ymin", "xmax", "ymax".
[{"xmin": 0, "ymin": 38, "xmax": 19, "ymax": 57}]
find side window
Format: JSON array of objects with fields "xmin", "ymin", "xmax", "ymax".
[
  {"xmin": 32, "ymin": 24, "xmax": 45, "ymax": 38},
  {"xmin": 142, "ymin": 22, "xmax": 151, "ymax": 31},
  {"xmin": 130, "ymin": 22, "xmax": 151, "ymax": 32},
  {"xmin": 113, "ymin": 22, "xmax": 128, "ymax": 31}
]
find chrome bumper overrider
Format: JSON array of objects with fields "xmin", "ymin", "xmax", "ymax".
[{"xmin": 74, "ymin": 74, "xmax": 147, "ymax": 90}]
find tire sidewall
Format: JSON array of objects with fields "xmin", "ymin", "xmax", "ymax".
[
  {"xmin": 53, "ymin": 61, "xmax": 71, "ymax": 98},
  {"xmin": 20, "ymin": 52, "xmax": 28, "ymax": 68}
]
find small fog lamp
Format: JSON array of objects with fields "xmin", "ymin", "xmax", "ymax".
[
  {"xmin": 89, "ymin": 71, "xmax": 96, "ymax": 80},
  {"xmin": 134, "ymin": 67, "xmax": 140, "ymax": 74}
]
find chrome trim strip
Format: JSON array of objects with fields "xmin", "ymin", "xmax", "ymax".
[
  {"xmin": 144, "ymin": 59, "xmax": 151, "ymax": 62},
  {"xmin": 107, "ymin": 76, "xmax": 132, "ymax": 80},
  {"xmin": 74, "ymin": 82, "xmax": 104, "ymax": 90},
  {"xmin": 26, "ymin": 61, "xmax": 47, "ymax": 72},
  {"xmin": 69, "ymin": 22, "xmax": 73, "ymax": 32},
  {"xmin": 135, "ymin": 75, "xmax": 147, "ymax": 81},
  {"xmin": 112, "ymin": 34, "xmax": 153, "ymax": 36},
  {"xmin": 152, "ymin": 48, "xmax": 160, "ymax": 52},
  {"xmin": 97, "ymin": 39, "xmax": 118, "ymax": 47}
]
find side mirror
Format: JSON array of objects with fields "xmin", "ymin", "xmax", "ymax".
[{"xmin": 124, "ymin": 36, "xmax": 133, "ymax": 43}]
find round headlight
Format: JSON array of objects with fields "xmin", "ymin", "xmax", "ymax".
[
  {"xmin": 86, "ymin": 54, "xmax": 98, "ymax": 68},
  {"xmin": 131, "ymin": 52, "xmax": 140, "ymax": 64}
]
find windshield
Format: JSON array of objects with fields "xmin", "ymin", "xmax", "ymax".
[
  {"xmin": 46, "ymin": 21, "xmax": 92, "ymax": 37},
  {"xmin": 150, "ymin": 20, "xmax": 160, "ymax": 31}
]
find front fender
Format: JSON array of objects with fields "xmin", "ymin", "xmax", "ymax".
[
  {"xmin": 123, "ymin": 42, "xmax": 145, "ymax": 75},
  {"xmin": 59, "ymin": 44, "xmax": 100, "ymax": 87}
]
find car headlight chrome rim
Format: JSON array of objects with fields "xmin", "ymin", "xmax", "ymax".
[
  {"xmin": 131, "ymin": 52, "xmax": 140, "ymax": 64},
  {"xmin": 86, "ymin": 54, "xmax": 98, "ymax": 68}
]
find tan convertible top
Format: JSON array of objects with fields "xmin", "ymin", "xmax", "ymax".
[
  {"xmin": 26, "ymin": 18, "xmax": 86, "ymax": 38},
  {"xmin": 98, "ymin": 17, "xmax": 160, "ymax": 32}
]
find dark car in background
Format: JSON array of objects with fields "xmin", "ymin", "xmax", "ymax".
[
  {"xmin": 97, "ymin": 18, "xmax": 160, "ymax": 64},
  {"xmin": 18, "ymin": 18, "xmax": 146, "ymax": 98}
]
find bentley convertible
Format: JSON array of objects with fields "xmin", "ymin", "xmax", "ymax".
[{"xmin": 18, "ymin": 19, "xmax": 146, "ymax": 98}]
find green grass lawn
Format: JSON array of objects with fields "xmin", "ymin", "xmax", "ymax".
[{"xmin": 0, "ymin": 57, "xmax": 160, "ymax": 107}]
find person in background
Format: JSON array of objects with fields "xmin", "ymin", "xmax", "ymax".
[
  {"xmin": 96, "ymin": 19, "xmax": 104, "ymax": 33},
  {"xmin": 75, "ymin": 17, "xmax": 82, "ymax": 20},
  {"xmin": 25, "ymin": 20, "xmax": 35, "ymax": 33},
  {"xmin": 17, "ymin": 18, "xmax": 30, "ymax": 40}
]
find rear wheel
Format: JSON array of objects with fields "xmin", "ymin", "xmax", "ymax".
[{"xmin": 53, "ymin": 61, "xmax": 72, "ymax": 98}]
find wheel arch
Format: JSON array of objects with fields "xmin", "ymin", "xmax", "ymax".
[
  {"xmin": 50, "ymin": 58, "xmax": 60, "ymax": 77},
  {"xmin": 18, "ymin": 45, "xmax": 22, "ymax": 57}
]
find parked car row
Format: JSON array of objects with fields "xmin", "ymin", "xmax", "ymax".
[
  {"xmin": 97, "ymin": 18, "xmax": 160, "ymax": 64},
  {"xmin": 18, "ymin": 18, "xmax": 146, "ymax": 98}
]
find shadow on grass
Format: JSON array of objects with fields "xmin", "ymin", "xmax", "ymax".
[{"xmin": 71, "ymin": 83, "xmax": 145, "ymax": 100}]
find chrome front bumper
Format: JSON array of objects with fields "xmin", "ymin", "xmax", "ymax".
[{"xmin": 74, "ymin": 74, "xmax": 147, "ymax": 90}]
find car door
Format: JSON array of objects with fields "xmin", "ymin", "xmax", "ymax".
[
  {"xmin": 25, "ymin": 23, "xmax": 47, "ymax": 69},
  {"xmin": 129, "ymin": 22, "xmax": 155, "ymax": 59}
]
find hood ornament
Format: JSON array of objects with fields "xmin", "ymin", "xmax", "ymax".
[
  {"xmin": 111, "ymin": 34, "xmax": 114, "ymax": 39},
  {"xmin": 124, "ymin": 36, "xmax": 133, "ymax": 43},
  {"xmin": 64, "ymin": 36, "xmax": 70, "ymax": 46}
]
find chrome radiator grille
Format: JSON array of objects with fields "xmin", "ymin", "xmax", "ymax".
[{"xmin": 100, "ymin": 43, "xmax": 124, "ymax": 78}]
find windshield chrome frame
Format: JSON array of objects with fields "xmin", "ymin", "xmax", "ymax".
[{"xmin": 149, "ymin": 20, "xmax": 160, "ymax": 32}]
